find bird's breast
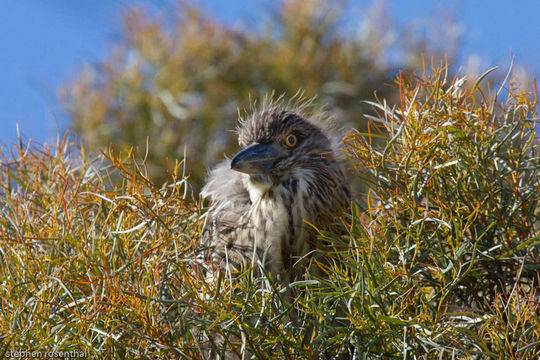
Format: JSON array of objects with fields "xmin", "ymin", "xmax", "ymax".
[
  {"xmin": 245, "ymin": 189, "xmax": 290, "ymax": 273},
  {"xmin": 244, "ymin": 174, "xmax": 314, "ymax": 274}
]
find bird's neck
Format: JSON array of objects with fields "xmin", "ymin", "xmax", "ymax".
[
  {"xmin": 244, "ymin": 174, "xmax": 274, "ymax": 203},
  {"xmin": 244, "ymin": 169, "xmax": 314, "ymax": 204}
]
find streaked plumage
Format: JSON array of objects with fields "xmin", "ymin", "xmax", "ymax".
[{"xmin": 201, "ymin": 101, "xmax": 350, "ymax": 282}]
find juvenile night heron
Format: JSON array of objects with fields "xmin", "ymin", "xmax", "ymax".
[{"xmin": 201, "ymin": 101, "xmax": 350, "ymax": 282}]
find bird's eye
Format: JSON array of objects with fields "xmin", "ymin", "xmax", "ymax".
[{"xmin": 284, "ymin": 134, "xmax": 298, "ymax": 147}]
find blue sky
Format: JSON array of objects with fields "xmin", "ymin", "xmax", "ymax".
[{"xmin": 1, "ymin": 0, "xmax": 539, "ymax": 145}]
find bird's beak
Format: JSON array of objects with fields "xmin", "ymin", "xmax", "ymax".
[{"xmin": 230, "ymin": 143, "xmax": 284, "ymax": 175}]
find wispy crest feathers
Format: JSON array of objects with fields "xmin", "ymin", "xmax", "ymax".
[{"xmin": 236, "ymin": 91, "xmax": 341, "ymax": 146}]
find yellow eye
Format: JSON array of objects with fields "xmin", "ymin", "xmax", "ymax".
[{"xmin": 284, "ymin": 134, "xmax": 298, "ymax": 147}]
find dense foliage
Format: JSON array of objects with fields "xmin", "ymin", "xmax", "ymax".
[{"xmin": 1, "ymin": 67, "xmax": 539, "ymax": 358}]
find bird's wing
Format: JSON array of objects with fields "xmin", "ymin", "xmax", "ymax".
[
  {"xmin": 201, "ymin": 160, "xmax": 248, "ymax": 204},
  {"xmin": 200, "ymin": 160, "xmax": 251, "ymax": 263}
]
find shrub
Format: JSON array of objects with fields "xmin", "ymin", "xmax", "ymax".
[
  {"xmin": 0, "ymin": 138, "xmax": 202, "ymax": 357},
  {"xmin": 1, "ymin": 66, "xmax": 538, "ymax": 358},
  {"xmin": 339, "ymin": 64, "xmax": 539, "ymax": 357},
  {"xmin": 60, "ymin": 0, "xmax": 457, "ymax": 188}
]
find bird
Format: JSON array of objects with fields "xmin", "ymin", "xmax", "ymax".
[{"xmin": 201, "ymin": 99, "xmax": 350, "ymax": 282}]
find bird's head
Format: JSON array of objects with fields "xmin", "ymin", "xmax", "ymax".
[{"xmin": 231, "ymin": 109, "xmax": 334, "ymax": 184}]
